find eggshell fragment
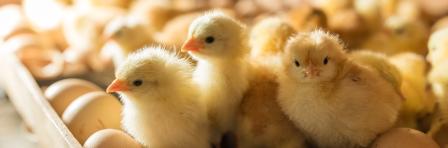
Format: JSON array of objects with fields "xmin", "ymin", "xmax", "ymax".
[
  {"xmin": 371, "ymin": 128, "xmax": 439, "ymax": 148},
  {"xmin": 62, "ymin": 92, "xmax": 122, "ymax": 144},
  {"xmin": 84, "ymin": 129, "xmax": 142, "ymax": 148},
  {"xmin": 45, "ymin": 79, "xmax": 102, "ymax": 116}
]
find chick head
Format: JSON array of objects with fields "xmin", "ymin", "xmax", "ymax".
[
  {"xmin": 181, "ymin": 11, "xmax": 248, "ymax": 61},
  {"xmin": 106, "ymin": 47, "xmax": 193, "ymax": 102},
  {"xmin": 282, "ymin": 30, "xmax": 346, "ymax": 83},
  {"xmin": 250, "ymin": 17, "xmax": 296, "ymax": 57},
  {"xmin": 383, "ymin": 16, "xmax": 429, "ymax": 54},
  {"xmin": 427, "ymin": 28, "xmax": 448, "ymax": 65},
  {"xmin": 104, "ymin": 17, "xmax": 154, "ymax": 52}
]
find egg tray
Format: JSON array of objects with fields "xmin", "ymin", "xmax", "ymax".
[{"xmin": 0, "ymin": 51, "xmax": 113, "ymax": 148}]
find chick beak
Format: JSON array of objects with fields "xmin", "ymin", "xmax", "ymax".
[
  {"xmin": 106, "ymin": 79, "xmax": 129, "ymax": 93},
  {"xmin": 305, "ymin": 65, "xmax": 320, "ymax": 78},
  {"xmin": 181, "ymin": 38, "xmax": 204, "ymax": 52}
]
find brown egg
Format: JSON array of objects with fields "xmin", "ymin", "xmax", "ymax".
[
  {"xmin": 62, "ymin": 92, "xmax": 122, "ymax": 144},
  {"xmin": 84, "ymin": 129, "xmax": 142, "ymax": 148},
  {"xmin": 371, "ymin": 128, "xmax": 439, "ymax": 148},
  {"xmin": 45, "ymin": 79, "xmax": 102, "ymax": 116},
  {"xmin": 155, "ymin": 12, "xmax": 201, "ymax": 49}
]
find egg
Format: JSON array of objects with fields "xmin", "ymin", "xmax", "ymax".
[
  {"xmin": 371, "ymin": 128, "xmax": 439, "ymax": 148},
  {"xmin": 62, "ymin": 91, "xmax": 122, "ymax": 144},
  {"xmin": 84, "ymin": 129, "xmax": 142, "ymax": 148},
  {"xmin": 45, "ymin": 79, "xmax": 102, "ymax": 116}
]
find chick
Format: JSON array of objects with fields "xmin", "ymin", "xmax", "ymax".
[
  {"xmin": 235, "ymin": 62, "xmax": 307, "ymax": 148},
  {"xmin": 426, "ymin": 28, "xmax": 448, "ymax": 143},
  {"xmin": 277, "ymin": 30, "xmax": 402, "ymax": 148},
  {"xmin": 128, "ymin": 1, "xmax": 178, "ymax": 31},
  {"xmin": 106, "ymin": 47, "xmax": 210, "ymax": 148},
  {"xmin": 362, "ymin": 15, "xmax": 429, "ymax": 56},
  {"xmin": 236, "ymin": 18, "xmax": 305, "ymax": 147},
  {"xmin": 103, "ymin": 17, "xmax": 156, "ymax": 66},
  {"xmin": 389, "ymin": 52, "xmax": 435, "ymax": 129},
  {"xmin": 285, "ymin": 5, "xmax": 327, "ymax": 32},
  {"xmin": 249, "ymin": 17, "xmax": 296, "ymax": 59},
  {"xmin": 181, "ymin": 12, "xmax": 250, "ymax": 144}
]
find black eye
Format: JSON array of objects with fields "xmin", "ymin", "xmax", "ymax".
[
  {"xmin": 205, "ymin": 36, "xmax": 215, "ymax": 44},
  {"xmin": 323, "ymin": 56, "xmax": 329, "ymax": 65},
  {"xmin": 294, "ymin": 60, "xmax": 300, "ymax": 67},
  {"xmin": 132, "ymin": 79, "xmax": 143, "ymax": 86}
]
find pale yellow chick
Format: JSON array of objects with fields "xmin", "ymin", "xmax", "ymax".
[
  {"xmin": 103, "ymin": 17, "xmax": 156, "ymax": 66},
  {"xmin": 128, "ymin": 1, "xmax": 178, "ymax": 31},
  {"xmin": 278, "ymin": 30, "xmax": 402, "ymax": 148},
  {"xmin": 235, "ymin": 62, "xmax": 307, "ymax": 148},
  {"xmin": 362, "ymin": 15, "xmax": 429, "ymax": 56},
  {"xmin": 181, "ymin": 12, "xmax": 250, "ymax": 145},
  {"xmin": 249, "ymin": 17, "xmax": 296, "ymax": 59},
  {"xmin": 236, "ymin": 18, "xmax": 305, "ymax": 147},
  {"xmin": 389, "ymin": 52, "xmax": 435, "ymax": 129},
  {"xmin": 106, "ymin": 47, "xmax": 210, "ymax": 148},
  {"xmin": 426, "ymin": 28, "xmax": 448, "ymax": 144}
]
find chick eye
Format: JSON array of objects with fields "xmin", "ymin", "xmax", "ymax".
[
  {"xmin": 132, "ymin": 79, "xmax": 143, "ymax": 87},
  {"xmin": 294, "ymin": 60, "xmax": 300, "ymax": 67},
  {"xmin": 205, "ymin": 36, "xmax": 215, "ymax": 44},
  {"xmin": 323, "ymin": 56, "xmax": 329, "ymax": 65}
]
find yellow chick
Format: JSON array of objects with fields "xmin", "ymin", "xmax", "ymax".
[
  {"xmin": 285, "ymin": 5, "xmax": 327, "ymax": 32},
  {"xmin": 277, "ymin": 30, "xmax": 402, "ymax": 148},
  {"xmin": 236, "ymin": 18, "xmax": 305, "ymax": 147},
  {"xmin": 106, "ymin": 47, "xmax": 210, "ymax": 148},
  {"xmin": 181, "ymin": 12, "xmax": 250, "ymax": 145},
  {"xmin": 362, "ymin": 15, "xmax": 429, "ymax": 56},
  {"xmin": 128, "ymin": 1, "xmax": 178, "ymax": 31},
  {"xmin": 389, "ymin": 52, "xmax": 435, "ymax": 129},
  {"xmin": 249, "ymin": 17, "xmax": 296, "ymax": 59},
  {"xmin": 426, "ymin": 28, "xmax": 448, "ymax": 145},
  {"xmin": 103, "ymin": 17, "xmax": 156, "ymax": 66},
  {"xmin": 235, "ymin": 62, "xmax": 307, "ymax": 148}
]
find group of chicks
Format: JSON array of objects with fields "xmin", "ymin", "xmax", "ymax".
[
  {"xmin": 105, "ymin": 10, "xmax": 444, "ymax": 147},
  {"xmin": 1, "ymin": 0, "xmax": 448, "ymax": 147}
]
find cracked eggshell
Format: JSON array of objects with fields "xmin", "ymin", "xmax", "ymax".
[{"xmin": 62, "ymin": 91, "xmax": 122, "ymax": 144}]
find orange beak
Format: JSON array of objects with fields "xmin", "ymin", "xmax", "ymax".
[
  {"xmin": 106, "ymin": 79, "xmax": 129, "ymax": 93},
  {"xmin": 305, "ymin": 65, "xmax": 320, "ymax": 78},
  {"xmin": 181, "ymin": 38, "xmax": 204, "ymax": 52}
]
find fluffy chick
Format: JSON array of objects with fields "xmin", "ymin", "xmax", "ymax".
[
  {"xmin": 277, "ymin": 30, "xmax": 402, "ymax": 148},
  {"xmin": 249, "ymin": 17, "xmax": 296, "ymax": 59},
  {"xmin": 389, "ymin": 52, "xmax": 435, "ymax": 129},
  {"xmin": 284, "ymin": 4, "xmax": 327, "ymax": 32},
  {"xmin": 362, "ymin": 15, "xmax": 429, "ymax": 56},
  {"xmin": 181, "ymin": 12, "xmax": 250, "ymax": 144},
  {"xmin": 236, "ymin": 17, "xmax": 305, "ymax": 148},
  {"xmin": 235, "ymin": 62, "xmax": 307, "ymax": 148},
  {"xmin": 103, "ymin": 17, "xmax": 156, "ymax": 67},
  {"xmin": 106, "ymin": 47, "xmax": 210, "ymax": 148},
  {"xmin": 426, "ymin": 28, "xmax": 448, "ymax": 143}
]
